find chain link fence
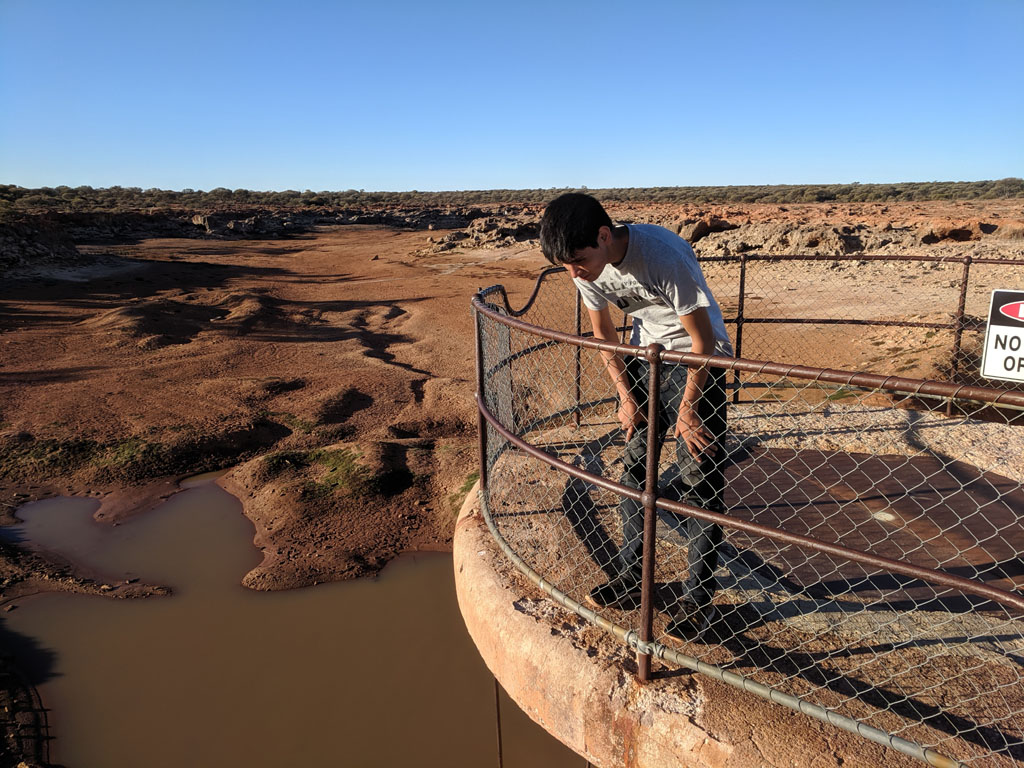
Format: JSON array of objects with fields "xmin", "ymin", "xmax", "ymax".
[
  {"xmin": 702, "ymin": 253, "xmax": 1024, "ymax": 398},
  {"xmin": 472, "ymin": 259, "xmax": 1024, "ymax": 768}
]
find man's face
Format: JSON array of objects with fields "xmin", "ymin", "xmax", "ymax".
[
  {"xmin": 562, "ymin": 226, "xmax": 612, "ymax": 281},
  {"xmin": 563, "ymin": 246, "xmax": 606, "ymax": 281}
]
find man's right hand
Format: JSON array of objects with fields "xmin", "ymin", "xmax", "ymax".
[{"xmin": 619, "ymin": 392, "xmax": 645, "ymax": 440}]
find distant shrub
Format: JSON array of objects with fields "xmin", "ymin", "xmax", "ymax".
[{"xmin": 2, "ymin": 178, "xmax": 1021, "ymax": 212}]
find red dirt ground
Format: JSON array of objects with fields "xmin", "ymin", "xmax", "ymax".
[{"xmin": 0, "ymin": 199, "xmax": 1020, "ymax": 597}]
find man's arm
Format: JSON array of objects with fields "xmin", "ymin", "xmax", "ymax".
[
  {"xmin": 588, "ymin": 305, "xmax": 644, "ymax": 439},
  {"xmin": 675, "ymin": 307, "xmax": 717, "ymax": 461}
]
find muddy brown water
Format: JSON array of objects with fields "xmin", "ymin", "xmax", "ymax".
[{"xmin": 2, "ymin": 479, "xmax": 577, "ymax": 767}]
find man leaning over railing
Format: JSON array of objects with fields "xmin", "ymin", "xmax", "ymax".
[{"xmin": 538, "ymin": 193, "xmax": 733, "ymax": 642}]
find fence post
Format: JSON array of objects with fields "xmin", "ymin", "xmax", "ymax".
[
  {"xmin": 732, "ymin": 254, "xmax": 748, "ymax": 404},
  {"xmin": 474, "ymin": 304, "xmax": 489, "ymax": 492},
  {"xmin": 637, "ymin": 343, "xmax": 664, "ymax": 682},
  {"xmin": 947, "ymin": 255, "xmax": 973, "ymax": 416}
]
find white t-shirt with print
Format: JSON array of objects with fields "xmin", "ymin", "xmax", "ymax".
[{"xmin": 574, "ymin": 224, "xmax": 733, "ymax": 355}]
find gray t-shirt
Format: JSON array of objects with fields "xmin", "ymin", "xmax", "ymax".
[{"xmin": 574, "ymin": 224, "xmax": 733, "ymax": 355}]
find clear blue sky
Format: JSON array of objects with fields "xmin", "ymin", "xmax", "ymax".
[{"xmin": 2, "ymin": 0, "xmax": 1022, "ymax": 192}]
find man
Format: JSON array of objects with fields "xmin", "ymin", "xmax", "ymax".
[{"xmin": 539, "ymin": 193, "xmax": 732, "ymax": 642}]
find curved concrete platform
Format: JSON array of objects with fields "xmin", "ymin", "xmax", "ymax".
[{"xmin": 453, "ymin": 483, "xmax": 918, "ymax": 768}]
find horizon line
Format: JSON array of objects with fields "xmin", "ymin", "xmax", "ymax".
[{"xmin": 3, "ymin": 178, "xmax": 1023, "ymax": 196}]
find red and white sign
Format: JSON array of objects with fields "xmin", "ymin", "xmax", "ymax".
[
  {"xmin": 981, "ymin": 290, "xmax": 1024, "ymax": 383},
  {"xmin": 999, "ymin": 301, "xmax": 1024, "ymax": 322}
]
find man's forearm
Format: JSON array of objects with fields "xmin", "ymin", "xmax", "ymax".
[
  {"xmin": 681, "ymin": 364, "xmax": 708, "ymax": 411},
  {"xmin": 677, "ymin": 308, "xmax": 716, "ymax": 414},
  {"xmin": 601, "ymin": 351, "xmax": 631, "ymax": 397},
  {"xmin": 589, "ymin": 307, "xmax": 633, "ymax": 399}
]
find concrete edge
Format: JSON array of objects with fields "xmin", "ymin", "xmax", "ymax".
[{"xmin": 452, "ymin": 482, "xmax": 733, "ymax": 768}]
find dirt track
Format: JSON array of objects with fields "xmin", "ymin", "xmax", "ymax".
[{"xmin": 0, "ymin": 224, "xmax": 548, "ymax": 598}]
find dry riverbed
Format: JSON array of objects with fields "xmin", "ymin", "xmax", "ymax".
[{"xmin": 2, "ymin": 200, "xmax": 1022, "ymax": 597}]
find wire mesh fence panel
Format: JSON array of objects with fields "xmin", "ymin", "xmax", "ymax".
[
  {"xmin": 479, "ymin": 300, "xmax": 650, "ymax": 614},
  {"xmin": 730, "ymin": 259, "xmax": 965, "ymax": 380},
  {"xmin": 696, "ymin": 255, "xmax": 1024, "ymax": 398},
  {"xmin": 474, "ymin": 267, "xmax": 1024, "ymax": 767}
]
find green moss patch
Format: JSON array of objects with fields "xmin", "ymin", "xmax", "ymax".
[
  {"xmin": 448, "ymin": 470, "xmax": 479, "ymax": 515},
  {"xmin": 261, "ymin": 411, "xmax": 316, "ymax": 434},
  {"xmin": 262, "ymin": 444, "xmax": 413, "ymax": 500},
  {"xmin": 1, "ymin": 437, "xmax": 102, "ymax": 479}
]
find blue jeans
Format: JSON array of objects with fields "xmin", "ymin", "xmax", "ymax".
[{"xmin": 616, "ymin": 358, "xmax": 727, "ymax": 610}]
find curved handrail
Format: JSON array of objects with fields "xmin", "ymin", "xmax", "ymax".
[
  {"xmin": 471, "ymin": 294, "xmax": 1024, "ymax": 411},
  {"xmin": 700, "ymin": 252, "xmax": 1017, "ymax": 265},
  {"xmin": 477, "ymin": 394, "xmax": 1024, "ymax": 615},
  {"xmin": 477, "ymin": 265, "xmax": 566, "ymax": 317},
  {"xmin": 471, "ymin": 266, "xmax": 1024, "ymax": 767},
  {"xmin": 477, "ymin": 251, "xmax": 1024, "ymax": 401}
]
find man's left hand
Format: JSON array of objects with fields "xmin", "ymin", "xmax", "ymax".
[{"xmin": 674, "ymin": 404, "xmax": 716, "ymax": 462}]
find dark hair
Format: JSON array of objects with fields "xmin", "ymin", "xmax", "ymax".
[{"xmin": 539, "ymin": 193, "xmax": 613, "ymax": 265}]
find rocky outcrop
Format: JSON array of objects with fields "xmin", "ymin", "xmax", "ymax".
[
  {"xmin": 694, "ymin": 222, "xmax": 875, "ymax": 256},
  {"xmin": 4, "ymin": 206, "xmax": 501, "ymax": 249},
  {"xmin": 692, "ymin": 219, "xmax": 1022, "ymax": 258},
  {"xmin": 5, "ymin": 202, "xmax": 1021, "ymax": 271},
  {"xmin": 427, "ymin": 215, "xmax": 539, "ymax": 251},
  {"xmin": 186, "ymin": 212, "xmax": 311, "ymax": 237},
  {"xmin": 919, "ymin": 218, "xmax": 1000, "ymax": 244},
  {"xmin": 0, "ymin": 220, "xmax": 84, "ymax": 274},
  {"xmin": 674, "ymin": 215, "xmax": 739, "ymax": 243},
  {"xmin": 419, "ymin": 203, "xmax": 1023, "ymax": 259}
]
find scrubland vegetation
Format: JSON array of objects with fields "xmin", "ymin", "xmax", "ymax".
[{"xmin": 2, "ymin": 178, "xmax": 1022, "ymax": 215}]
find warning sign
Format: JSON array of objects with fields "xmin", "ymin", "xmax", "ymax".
[{"xmin": 981, "ymin": 289, "xmax": 1024, "ymax": 383}]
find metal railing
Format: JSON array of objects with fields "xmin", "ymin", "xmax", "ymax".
[{"xmin": 471, "ymin": 259, "xmax": 1024, "ymax": 768}]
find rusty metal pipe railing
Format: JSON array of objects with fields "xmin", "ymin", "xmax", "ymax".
[
  {"xmin": 733, "ymin": 318, "xmax": 967, "ymax": 329},
  {"xmin": 477, "ymin": 265, "xmax": 565, "ymax": 318},
  {"xmin": 637, "ymin": 343, "xmax": 664, "ymax": 681},
  {"xmin": 476, "ymin": 394, "xmax": 1024, "ymax": 617},
  {"xmin": 472, "ymin": 295, "xmax": 1024, "ymax": 412},
  {"xmin": 477, "ymin": 253, "xmax": 1024, "ymax": 408},
  {"xmin": 473, "ymin": 292, "xmax": 1024, "ymax": 611},
  {"xmin": 698, "ymin": 253, "xmax": 1014, "ymax": 266},
  {"xmin": 474, "ymin": 309, "xmax": 489, "ymax": 493},
  {"xmin": 471, "ymin": 259, "xmax": 1024, "ymax": 766}
]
